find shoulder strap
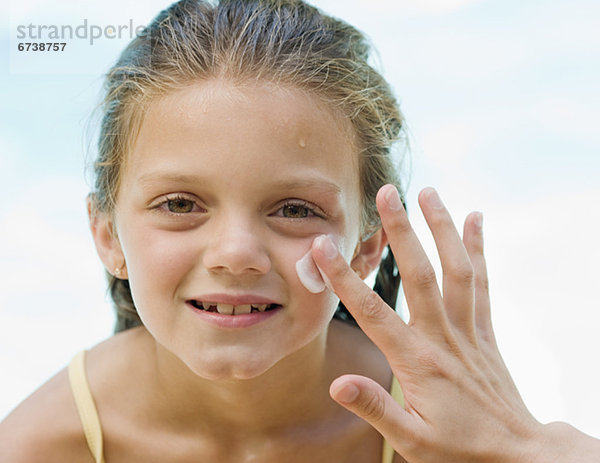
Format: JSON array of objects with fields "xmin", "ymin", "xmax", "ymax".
[
  {"xmin": 381, "ymin": 377, "xmax": 404, "ymax": 463},
  {"xmin": 68, "ymin": 351, "xmax": 106, "ymax": 463}
]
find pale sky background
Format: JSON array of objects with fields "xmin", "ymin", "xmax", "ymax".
[{"xmin": 1, "ymin": 0, "xmax": 599, "ymax": 439}]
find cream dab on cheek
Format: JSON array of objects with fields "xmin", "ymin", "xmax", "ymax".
[
  {"xmin": 295, "ymin": 249, "xmax": 326, "ymax": 293},
  {"xmin": 295, "ymin": 236, "xmax": 339, "ymax": 293}
]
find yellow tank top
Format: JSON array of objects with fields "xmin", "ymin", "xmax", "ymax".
[
  {"xmin": 68, "ymin": 351, "xmax": 105, "ymax": 463},
  {"xmin": 68, "ymin": 351, "xmax": 404, "ymax": 463}
]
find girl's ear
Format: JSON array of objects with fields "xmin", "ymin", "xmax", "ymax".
[
  {"xmin": 350, "ymin": 228, "xmax": 388, "ymax": 280},
  {"xmin": 86, "ymin": 194, "xmax": 128, "ymax": 279}
]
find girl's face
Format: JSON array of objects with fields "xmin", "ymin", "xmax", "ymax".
[{"xmin": 112, "ymin": 80, "xmax": 364, "ymax": 380}]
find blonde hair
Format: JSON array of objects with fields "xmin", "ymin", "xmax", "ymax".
[{"xmin": 90, "ymin": 0, "xmax": 406, "ymax": 331}]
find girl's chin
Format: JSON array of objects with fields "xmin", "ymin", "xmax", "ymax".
[{"xmin": 182, "ymin": 352, "xmax": 281, "ymax": 382}]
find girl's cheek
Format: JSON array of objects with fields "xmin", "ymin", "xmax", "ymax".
[{"xmin": 124, "ymin": 229, "xmax": 194, "ymax": 282}]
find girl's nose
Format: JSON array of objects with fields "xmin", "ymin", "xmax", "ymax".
[{"xmin": 202, "ymin": 214, "xmax": 271, "ymax": 276}]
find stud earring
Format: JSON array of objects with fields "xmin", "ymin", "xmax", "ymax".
[{"xmin": 114, "ymin": 261, "xmax": 126, "ymax": 278}]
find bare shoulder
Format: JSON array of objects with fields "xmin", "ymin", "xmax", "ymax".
[
  {"xmin": 0, "ymin": 328, "xmax": 148, "ymax": 462},
  {"xmin": 0, "ymin": 363, "xmax": 93, "ymax": 462}
]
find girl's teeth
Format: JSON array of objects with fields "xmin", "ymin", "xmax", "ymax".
[
  {"xmin": 216, "ymin": 303, "xmax": 234, "ymax": 315},
  {"xmin": 234, "ymin": 304, "xmax": 252, "ymax": 314},
  {"xmin": 196, "ymin": 301, "xmax": 274, "ymax": 315}
]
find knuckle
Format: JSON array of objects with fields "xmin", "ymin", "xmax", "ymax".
[
  {"xmin": 359, "ymin": 390, "xmax": 386, "ymax": 423},
  {"xmin": 471, "ymin": 239, "xmax": 484, "ymax": 255},
  {"xmin": 450, "ymin": 261, "xmax": 474, "ymax": 287},
  {"xmin": 387, "ymin": 211, "xmax": 412, "ymax": 234},
  {"xmin": 478, "ymin": 331, "xmax": 494, "ymax": 346},
  {"xmin": 358, "ymin": 290, "xmax": 386, "ymax": 322},
  {"xmin": 428, "ymin": 209, "xmax": 446, "ymax": 224},
  {"xmin": 428, "ymin": 208, "xmax": 452, "ymax": 230},
  {"xmin": 411, "ymin": 263, "xmax": 438, "ymax": 290},
  {"xmin": 333, "ymin": 258, "xmax": 353, "ymax": 280},
  {"xmin": 476, "ymin": 273, "xmax": 490, "ymax": 293}
]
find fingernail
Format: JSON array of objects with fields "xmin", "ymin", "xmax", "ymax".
[
  {"xmin": 473, "ymin": 211, "xmax": 483, "ymax": 231},
  {"xmin": 316, "ymin": 234, "xmax": 338, "ymax": 260},
  {"xmin": 334, "ymin": 383, "xmax": 360, "ymax": 404},
  {"xmin": 385, "ymin": 186, "xmax": 403, "ymax": 211},
  {"xmin": 425, "ymin": 188, "xmax": 444, "ymax": 209}
]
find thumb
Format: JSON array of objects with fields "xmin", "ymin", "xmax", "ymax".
[{"xmin": 329, "ymin": 374, "xmax": 413, "ymax": 447}]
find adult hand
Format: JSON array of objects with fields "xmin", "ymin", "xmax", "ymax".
[{"xmin": 311, "ymin": 185, "xmax": 589, "ymax": 462}]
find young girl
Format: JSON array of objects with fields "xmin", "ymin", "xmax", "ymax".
[{"xmin": 2, "ymin": 1, "xmax": 599, "ymax": 462}]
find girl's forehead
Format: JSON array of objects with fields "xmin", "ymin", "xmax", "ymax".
[
  {"xmin": 127, "ymin": 79, "xmax": 359, "ymax": 173},
  {"xmin": 143, "ymin": 79, "xmax": 355, "ymax": 141},
  {"xmin": 122, "ymin": 79, "xmax": 361, "ymax": 201}
]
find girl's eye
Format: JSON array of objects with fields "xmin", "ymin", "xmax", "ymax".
[
  {"xmin": 153, "ymin": 195, "xmax": 203, "ymax": 215},
  {"xmin": 167, "ymin": 198, "xmax": 195, "ymax": 214},
  {"xmin": 282, "ymin": 204, "xmax": 311, "ymax": 218},
  {"xmin": 276, "ymin": 201, "xmax": 321, "ymax": 219}
]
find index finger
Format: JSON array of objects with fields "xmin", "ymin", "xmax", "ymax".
[{"xmin": 311, "ymin": 234, "xmax": 414, "ymax": 360}]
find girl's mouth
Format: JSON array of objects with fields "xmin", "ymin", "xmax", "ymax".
[{"xmin": 188, "ymin": 300, "xmax": 281, "ymax": 315}]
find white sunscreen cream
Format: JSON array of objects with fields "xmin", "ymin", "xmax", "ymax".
[
  {"xmin": 295, "ymin": 248, "xmax": 326, "ymax": 293},
  {"xmin": 295, "ymin": 236, "xmax": 339, "ymax": 293}
]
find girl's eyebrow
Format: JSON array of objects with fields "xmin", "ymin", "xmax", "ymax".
[
  {"xmin": 136, "ymin": 172, "xmax": 203, "ymax": 187},
  {"xmin": 268, "ymin": 178, "xmax": 342, "ymax": 195},
  {"xmin": 136, "ymin": 172, "xmax": 343, "ymax": 195}
]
